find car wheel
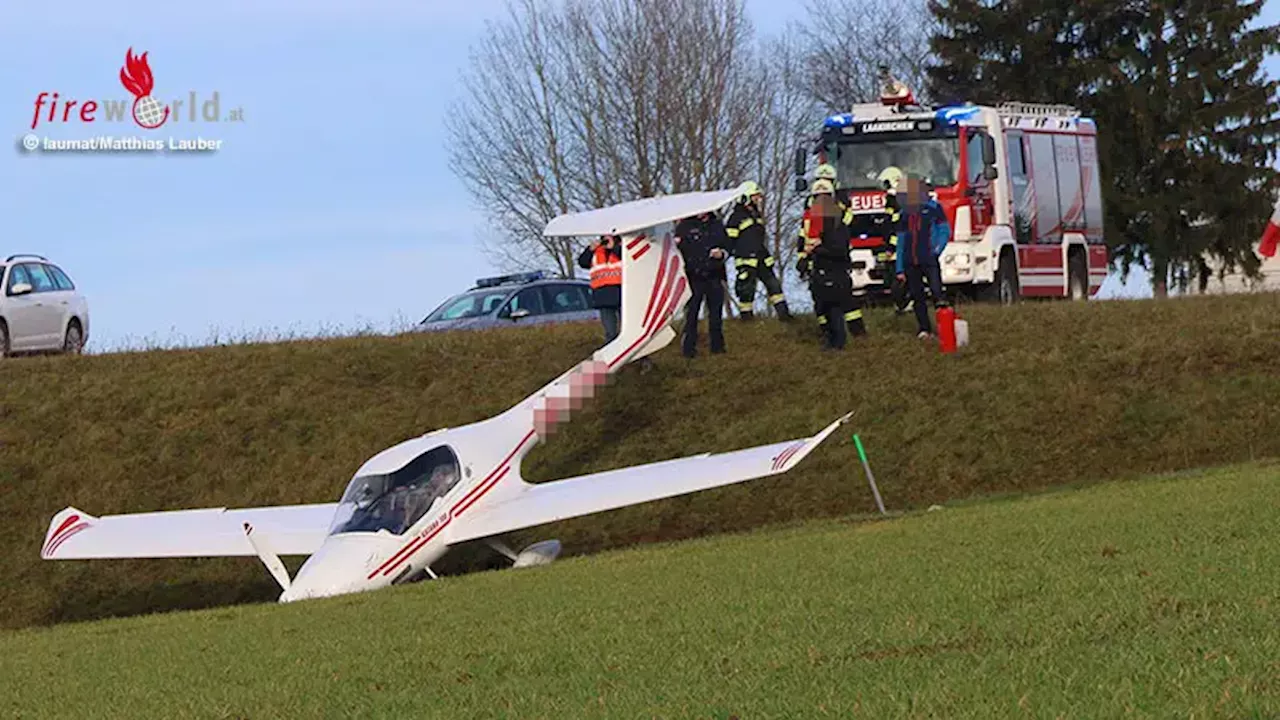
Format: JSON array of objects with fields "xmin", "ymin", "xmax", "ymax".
[
  {"xmin": 63, "ymin": 322, "xmax": 84, "ymax": 355},
  {"xmin": 0, "ymin": 321, "xmax": 9, "ymax": 359}
]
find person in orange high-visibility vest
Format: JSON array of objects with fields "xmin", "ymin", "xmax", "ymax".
[{"xmin": 578, "ymin": 235, "xmax": 623, "ymax": 343}]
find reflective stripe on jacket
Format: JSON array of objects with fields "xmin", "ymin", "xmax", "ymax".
[{"xmin": 589, "ymin": 246, "xmax": 622, "ymax": 289}]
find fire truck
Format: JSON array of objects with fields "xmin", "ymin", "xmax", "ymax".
[{"xmin": 794, "ymin": 75, "xmax": 1108, "ymax": 304}]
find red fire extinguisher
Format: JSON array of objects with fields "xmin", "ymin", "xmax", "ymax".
[{"xmin": 937, "ymin": 306, "xmax": 957, "ymax": 354}]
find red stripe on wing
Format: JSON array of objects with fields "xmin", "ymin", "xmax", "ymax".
[{"xmin": 42, "ymin": 514, "xmax": 82, "ymax": 556}]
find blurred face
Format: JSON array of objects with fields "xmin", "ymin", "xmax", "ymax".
[
  {"xmin": 750, "ymin": 192, "xmax": 763, "ymax": 211},
  {"xmin": 904, "ymin": 176, "xmax": 925, "ymax": 208},
  {"xmin": 812, "ymin": 193, "xmax": 837, "ymax": 217}
]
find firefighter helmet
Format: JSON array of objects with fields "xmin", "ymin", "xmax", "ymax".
[
  {"xmin": 810, "ymin": 179, "xmax": 835, "ymax": 196},
  {"xmin": 739, "ymin": 180, "xmax": 763, "ymax": 204},
  {"xmin": 878, "ymin": 166, "xmax": 905, "ymax": 192},
  {"xmin": 815, "ymin": 163, "xmax": 837, "ymax": 181}
]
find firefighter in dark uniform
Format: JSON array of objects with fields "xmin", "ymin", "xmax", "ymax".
[
  {"xmin": 797, "ymin": 165, "xmax": 841, "ymax": 337},
  {"xmin": 881, "ymin": 184, "xmax": 913, "ymax": 315},
  {"xmin": 725, "ymin": 181, "xmax": 791, "ymax": 321},
  {"xmin": 799, "ymin": 174, "xmax": 867, "ymax": 338},
  {"xmin": 804, "ymin": 179, "xmax": 865, "ymax": 349},
  {"xmin": 674, "ymin": 211, "xmax": 730, "ymax": 358},
  {"xmin": 795, "ymin": 164, "xmax": 839, "ymax": 281}
]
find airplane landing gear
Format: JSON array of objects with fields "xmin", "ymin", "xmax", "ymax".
[{"xmin": 486, "ymin": 538, "xmax": 563, "ymax": 569}]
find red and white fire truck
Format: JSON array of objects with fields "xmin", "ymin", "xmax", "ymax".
[{"xmin": 795, "ymin": 78, "xmax": 1109, "ymax": 303}]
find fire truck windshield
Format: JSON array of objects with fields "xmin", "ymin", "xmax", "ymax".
[{"xmin": 831, "ymin": 138, "xmax": 959, "ymax": 191}]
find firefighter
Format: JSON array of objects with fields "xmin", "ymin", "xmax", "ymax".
[
  {"xmin": 725, "ymin": 181, "xmax": 791, "ymax": 321},
  {"xmin": 804, "ymin": 180, "xmax": 866, "ymax": 349},
  {"xmin": 674, "ymin": 211, "xmax": 731, "ymax": 358},
  {"xmin": 881, "ymin": 182, "xmax": 913, "ymax": 315},
  {"xmin": 800, "ymin": 175, "xmax": 866, "ymax": 338},
  {"xmin": 796, "ymin": 163, "xmax": 840, "ymax": 279},
  {"xmin": 797, "ymin": 165, "xmax": 839, "ymax": 337}
]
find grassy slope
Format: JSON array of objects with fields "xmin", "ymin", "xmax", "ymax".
[
  {"xmin": 2, "ymin": 462, "xmax": 1277, "ymax": 719},
  {"xmin": 1, "ymin": 293, "xmax": 1278, "ymax": 631}
]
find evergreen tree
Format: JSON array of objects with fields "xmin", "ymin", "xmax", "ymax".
[{"xmin": 927, "ymin": 0, "xmax": 1280, "ymax": 296}]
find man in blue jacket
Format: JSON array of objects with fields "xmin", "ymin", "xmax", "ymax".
[{"xmin": 894, "ymin": 174, "xmax": 951, "ymax": 338}]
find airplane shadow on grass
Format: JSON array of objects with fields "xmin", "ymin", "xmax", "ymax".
[{"xmin": 50, "ymin": 577, "xmax": 285, "ymax": 626}]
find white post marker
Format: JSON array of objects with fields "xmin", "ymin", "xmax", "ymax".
[{"xmin": 853, "ymin": 434, "xmax": 887, "ymax": 515}]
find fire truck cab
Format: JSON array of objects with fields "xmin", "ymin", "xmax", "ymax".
[{"xmin": 796, "ymin": 87, "xmax": 1108, "ymax": 303}]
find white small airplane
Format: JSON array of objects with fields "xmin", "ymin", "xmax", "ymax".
[{"xmin": 41, "ymin": 186, "xmax": 850, "ymax": 603}]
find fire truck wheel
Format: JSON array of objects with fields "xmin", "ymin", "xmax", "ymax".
[
  {"xmin": 1068, "ymin": 253, "xmax": 1088, "ymax": 301},
  {"xmin": 996, "ymin": 260, "xmax": 1019, "ymax": 305}
]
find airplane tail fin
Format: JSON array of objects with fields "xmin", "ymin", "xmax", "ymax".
[
  {"xmin": 597, "ymin": 229, "xmax": 690, "ymax": 369},
  {"xmin": 513, "ymin": 187, "xmax": 744, "ymax": 441},
  {"xmin": 512, "ymin": 229, "xmax": 692, "ymax": 444}
]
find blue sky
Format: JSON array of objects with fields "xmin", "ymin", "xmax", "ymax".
[{"xmin": 1, "ymin": 1, "xmax": 1276, "ymax": 349}]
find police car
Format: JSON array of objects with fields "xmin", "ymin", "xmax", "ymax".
[{"xmin": 414, "ymin": 271, "xmax": 598, "ymax": 333}]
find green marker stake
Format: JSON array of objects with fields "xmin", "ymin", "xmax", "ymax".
[{"xmin": 853, "ymin": 434, "xmax": 887, "ymax": 515}]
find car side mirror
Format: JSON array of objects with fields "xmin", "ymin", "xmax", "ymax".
[
  {"xmin": 982, "ymin": 135, "xmax": 996, "ymax": 166},
  {"xmin": 509, "ymin": 308, "xmax": 531, "ymax": 320},
  {"xmin": 794, "ymin": 147, "xmax": 807, "ymax": 176},
  {"xmin": 983, "ymin": 166, "xmax": 999, "ymax": 181},
  {"xmin": 794, "ymin": 176, "xmax": 808, "ymax": 194},
  {"xmin": 8, "ymin": 282, "xmax": 32, "ymax": 296}
]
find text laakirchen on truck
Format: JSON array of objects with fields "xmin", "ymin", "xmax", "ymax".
[{"xmin": 795, "ymin": 71, "xmax": 1108, "ymax": 304}]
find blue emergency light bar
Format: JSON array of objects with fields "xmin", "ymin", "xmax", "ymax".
[
  {"xmin": 474, "ymin": 270, "xmax": 546, "ymax": 288},
  {"xmin": 934, "ymin": 105, "xmax": 980, "ymax": 123},
  {"xmin": 823, "ymin": 113, "xmax": 855, "ymax": 128}
]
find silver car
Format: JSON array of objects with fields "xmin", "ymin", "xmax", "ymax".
[
  {"xmin": 1, "ymin": 254, "xmax": 90, "ymax": 357},
  {"xmin": 415, "ymin": 271, "xmax": 599, "ymax": 332}
]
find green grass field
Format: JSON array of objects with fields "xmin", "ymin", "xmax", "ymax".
[
  {"xmin": 3, "ymin": 461, "xmax": 1276, "ymax": 719},
  {"xmin": 2, "ymin": 293, "xmax": 1279, "ymax": 631}
]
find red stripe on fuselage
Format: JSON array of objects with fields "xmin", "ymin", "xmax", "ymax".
[
  {"xmin": 613, "ymin": 240, "xmax": 680, "ymax": 370},
  {"xmin": 368, "ymin": 430, "xmax": 536, "ymax": 579},
  {"xmin": 612, "ymin": 253, "xmax": 684, "ymax": 370},
  {"xmin": 452, "ymin": 466, "xmax": 510, "ymax": 519},
  {"xmin": 639, "ymin": 236, "xmax": 671, "ymax": 331}
]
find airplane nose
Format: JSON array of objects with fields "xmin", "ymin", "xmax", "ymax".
[{"xmin": 279, "ymin": 534, "xmax": 390, "ymax": 603}]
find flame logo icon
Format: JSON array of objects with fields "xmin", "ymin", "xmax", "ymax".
[{"xmin": 119, "ymin": 48, "xmax": 170, "ymax": 129}]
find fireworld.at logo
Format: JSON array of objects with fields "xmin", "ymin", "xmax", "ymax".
[{"xmin": 30, "ymin": 47, "xmax": 244, "ymax": 130}]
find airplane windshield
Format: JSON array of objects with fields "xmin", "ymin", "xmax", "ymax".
[{"xmin": 329, "ymin": 445, "xmax": 462, "ymax": 536}]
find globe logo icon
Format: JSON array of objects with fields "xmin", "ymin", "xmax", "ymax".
[
  {"xmin": 120, "ymin": 48, "xmax": 170, "ymax": 130},
  {"xmin": 133, "ymin": 96, "xmax": 167, "ymax": 128}
]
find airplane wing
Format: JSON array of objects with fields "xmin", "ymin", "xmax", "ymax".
[
  {"xmin": 41, "ymin": 503, "xmax": 339, "ymax": 560},
  {"xmin": 542, "ymin": 185, "xmax": 748, "ymax": 238},
  {"xmin": 446, "ymin": 413, "xmax": 850, "ymax": 545}
]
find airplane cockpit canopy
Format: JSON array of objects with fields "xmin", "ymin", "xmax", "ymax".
[{"xmin": 328, "ymin": 445, "xmax": 462, "ymax": 536}]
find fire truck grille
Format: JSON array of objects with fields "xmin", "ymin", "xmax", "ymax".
[{"xmin": 847, "ymin": 211, "xmax": 894, "ymax": 239}]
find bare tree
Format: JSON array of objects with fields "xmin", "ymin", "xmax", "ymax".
[
  {"xmin": 446, "ymin": 0, "xmax": 581, "ymax": 276},
  {"xmin": 745, "ymin": 28, "xmax": 822, "ymax": 311},
  {"xmin": 447, "ymin": 0, "xmax": 814, "ymax": 285},
  {"xmin": 797, "ymin": 0, "xmax": 938, "ymax": 112}
]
